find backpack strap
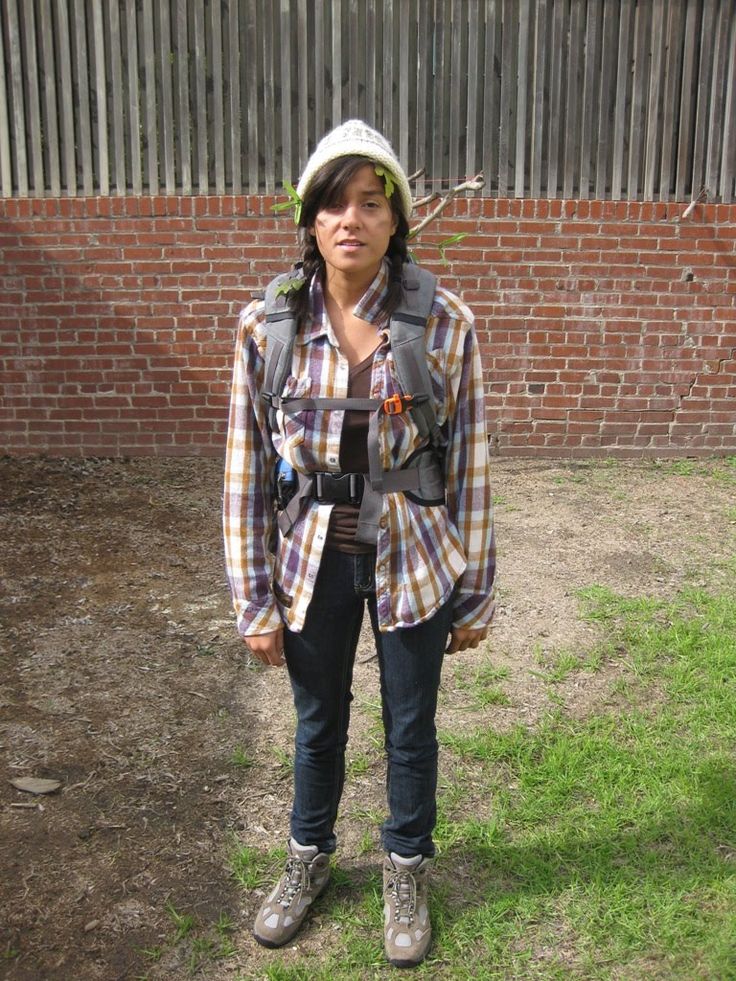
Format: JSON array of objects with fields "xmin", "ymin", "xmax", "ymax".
[
  {"xmin": 262, "ymin": 269, "xmax": 305, "ymax": 433},
  {"xmin": 389, "ymin": 264, "xmax": 445, "ymax": 452}
]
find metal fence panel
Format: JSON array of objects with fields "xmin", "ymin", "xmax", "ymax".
[{"xmin": 1, "ymin": 0, "xmax": 734, "ymax": 201}]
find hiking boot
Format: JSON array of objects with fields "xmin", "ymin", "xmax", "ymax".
[
  {"xmin": 382, "ymin": 852, "xmax": 433, "ymax": 967},
  {"xmin": 253, "ymin": 838, "xmax": 331, "ymax": 948}
]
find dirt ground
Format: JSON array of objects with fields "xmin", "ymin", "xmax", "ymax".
[{"xmin": 1, "ymin": 454, "xmax": 734, "ymax": 980}]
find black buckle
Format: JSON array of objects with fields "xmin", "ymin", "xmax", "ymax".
[
  {"xmin": 262, "ymin": 392, "xmax": 292, "ymax": 409},
  {"xmin": 314, "ymin": 472, "xmax": 364, "ymax": 504}
]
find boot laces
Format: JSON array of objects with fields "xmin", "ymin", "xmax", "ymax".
[
  {"xmin": 386, "ymin": 868, "xmax": 417, "ymax": 925},
  {"xmin": 275, "ymin": 856, "xmax": 308, "ymax": 908}
]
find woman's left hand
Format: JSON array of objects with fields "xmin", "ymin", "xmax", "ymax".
[{"xmin": 446, "ymin": 626, "xmax": 488, "ymax": 654}]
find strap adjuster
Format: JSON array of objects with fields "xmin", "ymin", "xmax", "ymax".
[
  {"xmin": 314, "ymin": 472, "xmax": 365, "ymax": 504},
  {"xmin": 262, "ymin": 391, "xmax": 281, "ymax": 408},
  {"xmin": 383, "ymin": 393, "xmax": 414, "ymax": 415}
]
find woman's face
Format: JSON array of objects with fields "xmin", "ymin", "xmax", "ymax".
[{"xmin": 309, "ymin": 163, "xmax": 398, "ymax": 281}]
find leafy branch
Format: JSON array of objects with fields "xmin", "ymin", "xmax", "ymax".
[{"xmin": 407, "ymin": 172, "xmax": 485, "ymax": 241}]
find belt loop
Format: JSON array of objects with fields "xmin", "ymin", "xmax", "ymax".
[{"xmin": 315, "ymin": 472, "xmax": 324, "ymax": 500}]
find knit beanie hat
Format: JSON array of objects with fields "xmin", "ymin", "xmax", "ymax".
[{"xmin": 296, "ymin": 120, "xmax": 413, "ymax": 221}]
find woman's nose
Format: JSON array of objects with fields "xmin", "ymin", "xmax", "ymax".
[{"xmin": 341, "ymin": 203, "xmax": 361, "ymax": 227}]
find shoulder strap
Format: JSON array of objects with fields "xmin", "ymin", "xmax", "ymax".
[
  {"xmin": 262, "ymin": 269, "xmax": 304, "ymax": 432},
  {"xmin": 389, "ymin": 263, "xmax": 444, "ymax": 448}
]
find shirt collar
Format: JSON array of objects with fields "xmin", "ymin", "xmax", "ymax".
[
  {"xmin": 299, "ymin": 260, "xmax": 391, "ymax": 344},
  {"xmin": 353, "ymin": 260, "xmax": 390, "ymax": 325}
]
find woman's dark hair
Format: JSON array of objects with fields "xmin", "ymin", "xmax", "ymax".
[{"xmin": 289, "ymin": 154, "xmax": 410, "ymax": 326}]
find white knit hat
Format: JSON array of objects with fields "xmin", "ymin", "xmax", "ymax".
[{"xmin": 296, "ymin": 120, "xmax": 413, "ymax": 221}]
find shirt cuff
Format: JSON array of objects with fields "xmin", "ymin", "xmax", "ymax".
[
  {"xmin": 451, "ymin": 589, "xmax": 496, "ymax": 631},
  {"xmin": 236, "ymin": 601, "xmax": 283, "ymax": 637}
]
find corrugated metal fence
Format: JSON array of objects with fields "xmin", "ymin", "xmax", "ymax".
[{"xmin": 1, "ymin": 0, "xmax": 735, "ymax": 201}]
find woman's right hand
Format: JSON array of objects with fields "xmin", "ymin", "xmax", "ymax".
[{"xmin": 244, "ymin": 627, "xmax": 285, "ymax": 667}]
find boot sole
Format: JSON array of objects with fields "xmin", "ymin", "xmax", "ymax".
[
  {"xmin": 386, "ymin": 938, "xmax": 432, "ymax": 968},
  {"xmin": 387, "ymin": 955, "xmax": 426, "ymax": 968},
  {"xmin": 253, "ymin": 929, "xmax": 295, "ymax": 949}
]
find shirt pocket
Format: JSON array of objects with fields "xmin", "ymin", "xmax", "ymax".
[{"xmin": 276, "ymin": 375, "xmax": 312, "ymax": 449}]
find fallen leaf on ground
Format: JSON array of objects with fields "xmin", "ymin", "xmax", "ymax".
[{"xmin": 10, "ymin": 778, "xmax": 62, "ymax": 795}]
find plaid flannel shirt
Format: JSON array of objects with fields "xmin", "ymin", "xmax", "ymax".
[{"xmin": 223, "ymin": 261, "xmax": 496, "ymax": 636}]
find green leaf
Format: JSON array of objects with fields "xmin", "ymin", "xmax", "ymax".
[
  {"xmin": 271, "ymin": 180, "xmax": 303, "ymax": 224},
  {"xmin": 374, "ymin": 165, "xmax": 395, "ymax": 200},
  {"xmin": 274, "ymin": 277, "xmax": 305, "ymax": 298},
  {"xmin": 438, "ymin": 232, "xmax": 468, "ymax": 249},
  {"xmin": 437, "ymin": 232, "xmax": 468, "ymax": 265}
]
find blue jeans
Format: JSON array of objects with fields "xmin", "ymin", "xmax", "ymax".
[{"xmin": 283, "ymin": 548, "xmax": 453, "ymax": 858}]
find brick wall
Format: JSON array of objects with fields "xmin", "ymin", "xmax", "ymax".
[{"xmin": 2, "ymin": 195, "xmax": 735, "ymax": 458}]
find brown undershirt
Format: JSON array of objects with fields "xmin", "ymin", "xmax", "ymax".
[{"xmin": 325, "ymin": 350, "xmax": 376, "ymax": 554}]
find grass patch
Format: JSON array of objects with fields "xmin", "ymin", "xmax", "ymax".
[
  {"xmin": 346, "ymin": 751, "xmax": 372, "ymax": 778},
  {"xmin": 527, "ymin": 639, "xmax": 605, "ymax": 688},
  {"xmin": 229, "ymin": 744, "xmax": 255, "ymax": 768},
  {"xmin": 452, "ymin": 661, "xmax": 512, "ymax": 708},
  {"xmin": 148, "ymin": 902, "xmax": 237, "ymax": 976},
  {"xmin": 530, "ymin": 648, "xmax": 587, "ymax": 684},
  {"xmin": 236, "ymin": 581, "xmax": 736, "ymax": 978},
  {"xmin": 355, "ymin": 827, "xmax": 376, "ymax": 857},
  {"xmin": 272, "ymin": 746, "xmax": 294, "ymax": 776},
  {"xmin": 165, "ymin": 902, "xmax": 195, "ymax": 942},
  {"xmin": 137, "ymin": 944, "xmax": 163, "ymax": 962},
  {"xmin": 230, "ymin": 842, "xmax": 286, "ymax": 891},
  {"xmin": 435, "ymin": 583, "xmax": 736, "ymax": 979},
  {"xmin": 492, "ymin": 493, "xmax": 522, "ymax": 512},
  {"xmin": 651, "ymin": 456, "xmax": 736, "ymax": 484}
]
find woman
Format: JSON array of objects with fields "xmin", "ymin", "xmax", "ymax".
[{"xmin": 223, "ymin": 120, "xmax": 495, "ymax": 968}]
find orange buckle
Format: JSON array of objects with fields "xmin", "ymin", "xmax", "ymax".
[{"xmin": 383, "ymin": 393, "xmax": 413, "ymax": 415}]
